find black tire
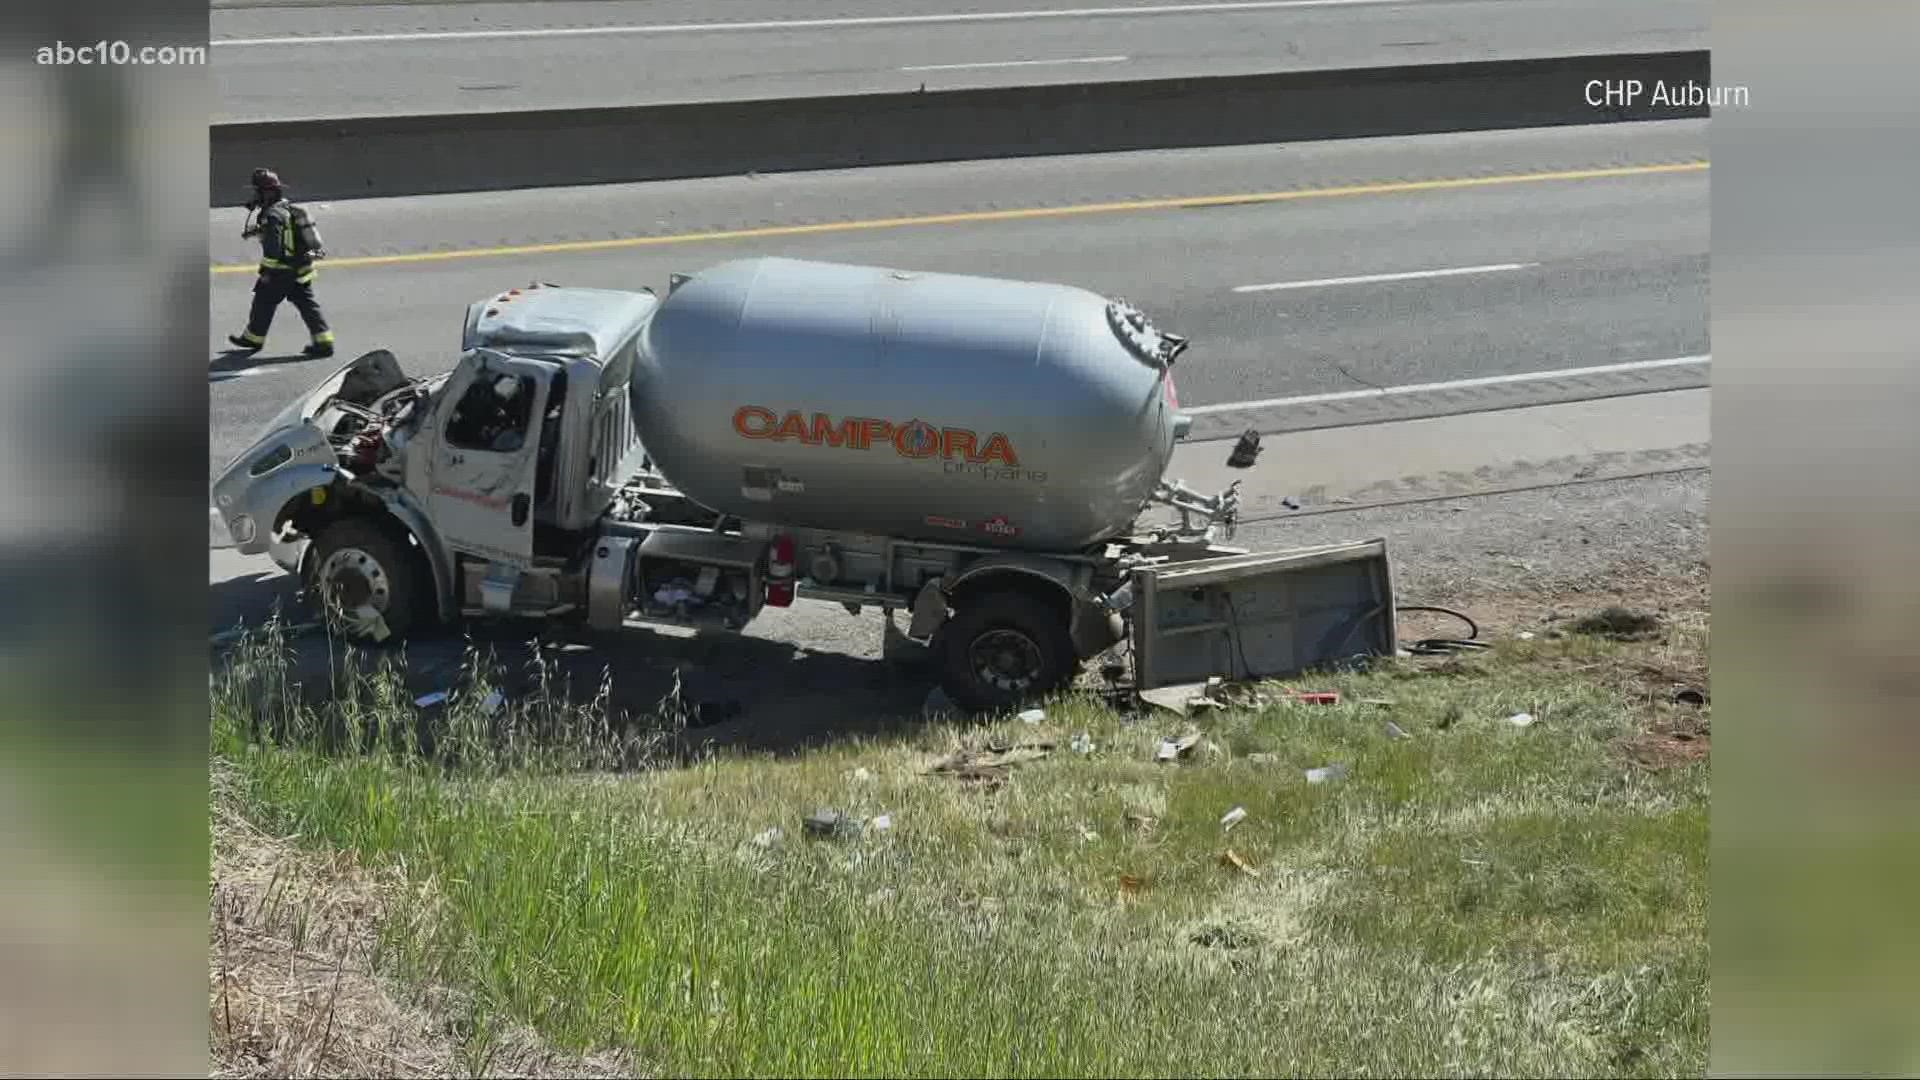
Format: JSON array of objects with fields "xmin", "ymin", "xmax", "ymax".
[
  {"xmin": 936, "ymin": 589, "xmax": 1078, "ymax": 715},
  {"xmin": 305, "ymin": 517, "xmax": 421, "ymax": 643}
]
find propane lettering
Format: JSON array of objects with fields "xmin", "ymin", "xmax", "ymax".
[
  {"xmin": 733, "ymin": 406, "xmax": 1019, "ymax": 465},
  {"xmin": 943, "ymin": 459, "xmax": 1048, "ymax": 483}
]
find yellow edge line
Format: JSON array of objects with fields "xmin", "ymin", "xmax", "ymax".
[{"xmin": 209, "ymin": 160, "xmax": 1708, "ymax": 274}]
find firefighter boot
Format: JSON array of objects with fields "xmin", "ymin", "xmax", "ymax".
[{"xmin": 227, "ymin": 332, "xmax": 264, "ymax": 353}]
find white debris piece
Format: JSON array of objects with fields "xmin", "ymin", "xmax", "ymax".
[
  {"xmin": 414, "ymin": 690, "xmax": 449, "ymax": 708},
  {"xmin": 1508, "ymin": 712, "xmax": 1539, "ymax": 728},
  {"xmin": 1017, "ymin": 708, "xmax": 1046, "ymax": 725},
  {"xmin": 480, "ymin": 689, "xmax": 506, "ymax": 716},
  {"xmin": 1220, "ymin": 806, "xmax": 1248, "ymax": 831},
  {"xmin": 1305, "ymin": 764, "xmax": 1349, "ymax": 785},
  {"xmin": 1071, "ymin": 733, "xmax": 1094, "ymax": 755},
  {"xmin": 870, "ymin": 814, "xmax": 893, "ymax": 833}
]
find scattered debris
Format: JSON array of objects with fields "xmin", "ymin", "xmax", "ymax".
[
  {"xmin": 1507, "ymin": 712, "xmax": 1539, "ymax": 728},
  {"xmin": 1219, "ymin": 849, "xmax": 1261, "ymax": 878},
  {"xmin": 1570, "ymin": 605, "xmax": 1663, "ymax": 641},
  {"xmin": 1280, "ymin": 495, "xmax": 1301, "ymax": 511},
  {"xmin": 1518, "ymin": 630, "xmax": 1537, "ymax": 641},
  {"xmin": 1359, "ymin": 698, "xmax": 1396, "ymax": 708},
  {"xmin": 803, "ymin": 809, "xmax": 863, "ymax": 840},
  {"xmin": 927, "ymin": 743, "xmax": 1052, "ymax": 787},
  {"xmin": 1220, "ymin": 806, "xmax": 1248, "ymax": 832},
  {"xmin": 1674, "ymin": 688, "xmax": 1709, "ymax": 707},
  {"xmin": 1070, "ymin": 732, "xmax": 1094, "ymax": 755},
  {"xmin": 1226, "ymin": 429, "xmax": 1263, "ymax": 468},
  {"xmin": 1139, "ymin": 683, "xmax": 1217, "ymax": 716},
  {"xmin": 479, "ymin": 689, "xmax": 506, "ymax": 717},
  {"xmin": 414, "ymin": 690, "xmax": 449, "ymax": 708},
  {"xmin": 749, "ymin": 827, "xmax": 784, "ymax": 850},
  {"xmin": 1079, "ymin": 826, "xmax": 1100, "ymax": 844},
  {"xmin": 1017, "ymin": 708, "xmax": 1047, "ymax": 725},
  {"xmin": 870, "ymin": 814, "xmax": 894, "ymax": 833},
  {"xmin": 1305, "ymin": 764, "xmax": 1349, "ymax": 785},
  {"xmin": 1246, "ymin": 752, "xmax": 1279, "ymax": 765},
  {"xmin": 1124, "ymin": 811, "xmax": 1158, "ymax": 836},
  {"xmin": 1119, "ymin": 874, "xmax": 1147, "ymax": 897},
  {"xmin": 853, "ymin": 767, "xmax": 874, "ymax": 783},
  {"xmin": 1284, "ymin": 690, "xmax": 1341, "ymax": 706},
  {"xmin": 1383, "ymin": 721, "xmax": 1411, "ymax": 740},
  {"xmin": 1156, "ymin": 732, "xmax": 1204, "ymax": 763}
]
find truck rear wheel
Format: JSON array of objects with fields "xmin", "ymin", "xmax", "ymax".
[
  {"xmin": 306, "ymin": 518, "xmax": 419, "ymax": 643},
  {"xmin": 937, "ymin": 589, "xmax": 1077, "ymax": 715}
]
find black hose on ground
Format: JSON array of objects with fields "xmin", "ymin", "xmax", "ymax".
[{"xmin": 1395, "ymin": 604, "xmax": 1490, "ymax": 655}]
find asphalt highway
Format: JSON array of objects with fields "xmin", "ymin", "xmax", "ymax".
[
  {"xmin": 209, "ymin": 0, "xmax": 1708, "ymax": 121},
  {"xmin": 209, "ymin": 121, "xmax": 1709, "ymax": 477}
]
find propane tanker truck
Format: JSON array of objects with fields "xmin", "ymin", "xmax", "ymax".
[{"xmin": 211, "ymin": 257, "xmax": 1395, "ymax": 712}]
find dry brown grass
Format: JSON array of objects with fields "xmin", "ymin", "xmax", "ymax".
[
  {"xmin": 209, "ymin": 770, "xmax": 640, "ymax": 1080},
  {"xmin": 1399, "ymin": 579, "xmax": 1712, "ymax": 771}
]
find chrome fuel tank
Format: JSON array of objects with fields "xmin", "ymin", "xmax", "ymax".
[{"xmin": 631, "ymin": 257, "xmax": 1188, "ymax": 552}]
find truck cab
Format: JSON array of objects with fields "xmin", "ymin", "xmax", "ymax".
[
  {"xmin": 435, "ymin": 284, "xmax": 656, "ymax": 563},
  {"xmin": 211, "ymin": 283, "xmax": 668, "ymax": 637}
]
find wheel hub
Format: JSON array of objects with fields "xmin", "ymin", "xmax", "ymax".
[
  {"xmin": 970, "ymin": 629, "xmax": 1043, "ymax": 693},
  {"xmin": 316, "ymin": 546, "xmax": 390, "ymax": 615}
]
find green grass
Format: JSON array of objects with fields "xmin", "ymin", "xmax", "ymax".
[{"xmin": 212, "ymin": 621, "xmax": 1708, "ymax": 1078}]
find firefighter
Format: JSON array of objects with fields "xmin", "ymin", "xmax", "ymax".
[{"xmin": 227, "ymin": 168, "xmax": 335, "ymax": 359}]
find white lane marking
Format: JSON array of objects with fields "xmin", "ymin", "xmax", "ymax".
[
  {"xmin": 1181, "ymin": 355, "xmax": 1711, "ymax": 415},
  {"xmin": 902, "ymin": 55, "xmax": 1129, "ymax": 71},
  {"xmin": 213, "ymin": 0, "xmax": 1413, "ymax": 47},
  {"xmin": 1233, "ymin": 262, "xmax": 1536, "ymax": 293}
]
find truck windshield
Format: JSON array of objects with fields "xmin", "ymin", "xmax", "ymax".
[{"xmin": 446, "ymin": 372, "xmax": 536, "ymax": 453}]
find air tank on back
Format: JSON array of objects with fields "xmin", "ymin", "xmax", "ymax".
[{"xmin": 629, "ymin": 257, "xmax": 1191, "ymax": 552}]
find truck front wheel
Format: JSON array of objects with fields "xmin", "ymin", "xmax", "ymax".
[
  {"xmin": 306, "ymin": 518, "xmax": 419, "ymax": 643},
  {"xmin": 937, "ymin": 589, "xmax": 1077, "ymax": 715}
]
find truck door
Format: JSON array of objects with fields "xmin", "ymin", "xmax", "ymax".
[{"xmin": 426, "ymin": 352, "xmax": 552, "ymax": 566}]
